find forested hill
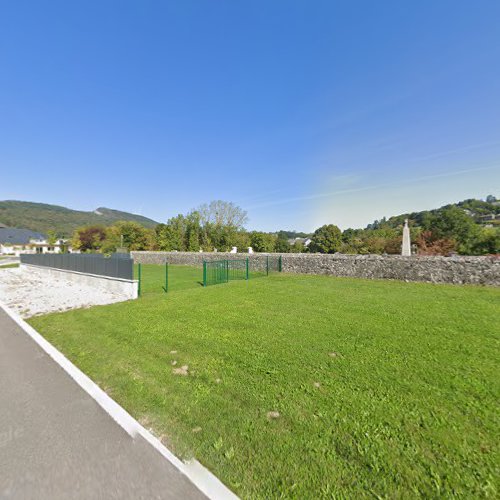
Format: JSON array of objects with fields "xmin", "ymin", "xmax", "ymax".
[
  {"xmin": 366, "ymin": 196, "xmax": 500, "ymax": 230},
  {"xmin": 0, "ymin": 200, "xmax": 159, "ymax": 236}
]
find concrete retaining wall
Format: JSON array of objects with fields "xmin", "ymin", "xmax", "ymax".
[
  {"xmin": 131, "ymin": 251, "xmax": 500, "ymax": 286},
  {"xmin": 21, "ymin": 264, "xmax": 139, "ymax": 299}
]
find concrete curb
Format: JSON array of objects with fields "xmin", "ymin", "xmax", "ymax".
[
  {"xmin": 21, "ymin": 263, "xmax": 139, "ymax": 299},
  {"xmin": 0, "ymin": 300, "xmax": 238, "ymax": 500}
]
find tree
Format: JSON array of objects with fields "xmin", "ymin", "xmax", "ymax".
[
  {"xmin": 309, "ymin": 224, "xmax": 342, "ymax": 253},
  {"xmin": 72, "ymin": 225, "xmax": 107, "ymax": 252},
  {"xmin": 342, "ymin": 228, "xmax": 362, "ymax": 243},
  {"xmin": 185, "ymin": 212, "xmax": 203, "ymax": 251},
  {"xmin": 384, "ymin": 237, "xmax": 404, "ymax": 254},
  {"xmin": 249, "ymin": 232, "xmax": 277, "ymax": 252},
  {"xmin": 197, "ymin": 200, "xmax": 248, "ymax": 230},
  {"xmin": 486, "ymin": 194, "xmax": 497, "ymax": 204},
  {"xmin": 231, "ymin": 231, "xmax": 251, "ymax": 252},
  {"xmin": 274, "ymin": 237, "xmax": 291, "ymax": 253},
  {"xmin": 155, "ymin": 203, "xmax": 249, "ymax": 252},
  {"xmin": 101, "ymin": 221, "xmax": 153, "ymax": 253},
  {"xmin": 276, "ymin": 230, "xmax": 310, "ymax": 239},
  {"xmin": 469, "ymin": 227, "xmax": 500, "ymax": 255},
  {"xmin": 156, "ymin": 215, "xmax": 188, "ymax": 251},
  {"xmin": 422, "ymin": 206, "xmax": 479, "ymax": 254},
  {"xmin": 416, "ymin": 231, "xmax": 456, "ymax": 256},
  {"xmin": 290, "ymin": 240, "xmax": 306, "ymax": 253},
  {"xmin": 46, "ymin": 230, "xmax": 58, "ymax": 245}
]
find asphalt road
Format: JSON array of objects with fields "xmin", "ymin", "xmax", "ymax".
[{"xmin": 0, "ymin": 307, "xmax": 207, "ymax": 500}]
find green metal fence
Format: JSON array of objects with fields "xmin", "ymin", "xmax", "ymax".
[
  {"xmin": 203, "ymin": 256, "xmax": 281, "ymax": 287},
  {"xmin": 203, "ymin": 260, "xmax": 228, "ymax": 286},
  {"xmin": 228, "ymin": 259, "xmax": 248, "ymax": 281},
  {"xmin": 266, "ymin": 255, "xmax": 282, "ymax": 274},
  {"xmin": 163, "ymin": 262, "xmax": 169, "ymax": 292}
]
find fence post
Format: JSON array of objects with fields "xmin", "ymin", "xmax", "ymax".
[
  {"xmin": 203, "ymin": 261, "xmax": 206, "ymax": 287},
  {"xmin": 246, "ymin": 257, "xmax": 249, "ymax": 280},
  {"xmin": 266, "ymin": 255, "xmax": 269, "ymax": 276},
  {"xmin": 138, "ymin": 263, "xmax": 142, "ymax": 297},
  {"xmin": 226, "ymin": 259, "xmax": 229, "ymax": 283},
  {"xmin": 279, "ymin": 255, "xmax": 282, "ymax": 272},
  {"xmin": 164, "ymin": 262, "xmax": 168, "ymax": 293}
]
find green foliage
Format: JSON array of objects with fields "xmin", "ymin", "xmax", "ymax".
[
  {"xmin": 0, "ymin": 200, "xmax": 158, "ymax": 237},
  {"xmin": 274, "ymin": 237, "xmax": 291, "ymax": 253},
  {"xmin": 7, "ymin": 196, "xmax": 497, "ymax": 256},
  {"xmin": 349, "ymin": 196, "xmax": 500, "ymax": 256},
  {"xmin": 458, "ymin": 197, "xmax": 500, "ymax": 217},
  {"xmin": 155, "ymin": 215, "xmax": 190, "ymax": 251},
  {"xmin": 72, "ymin": 225, "xmax": 107, "ymax": 252},
  {"xmin": 31, "ymin": 268, "xmax": 500, "ymax": 499},
  {"xmin": 101, "ymin": 221, "xmax": 155, "ymax": 254},
  {"xmin": 423, "ymin": 206, "xmax": 476, "ymax": 240},
  {"xmin": 46, "ymin": 229, "xmax": 57, "ymax": 245},
  {"xmin": 341, "ymin": 227, "xmax": 409, "ymax": 255},
  {"xmin": 309, "ymin": 224, "xmax": 342, "ymax": 253},
  {"xmin": 289, "ymin": 240, "xmax": 306, "ymax": 253},
  {"xmin": 155, "ymin": 201, "xmax": 251, "ymax": 252},
  {"xmin": 469, "ymin": 227, "xmax": 500, "ymax": 255},
  {"xmin": 249, "ymin": 231, "xmax": 277, "ymax": 252},
  {"xmin": 276, "ymin": 230, "xmax": 311, "ymax": 240}
]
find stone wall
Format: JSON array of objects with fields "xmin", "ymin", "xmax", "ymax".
[{"xmin": 131, "ymin": 251, "xmax": 500, "ymax": 286}]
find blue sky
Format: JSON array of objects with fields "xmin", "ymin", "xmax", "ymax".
[{"xmin": 1, "ymin": 1, "xmax": 499, "ymax": 231}]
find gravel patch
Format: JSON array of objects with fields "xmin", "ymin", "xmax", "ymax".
[
  {"xmin": 267, "ymin": 411, "xmax": 280, "ymax": 419},
  {"xmin": 172, "ymin": 365, "xmax": 189, "ymax": 376},
  {"xmin": 0, "ymin": 267, "xmax": 129, "ymax": 318}
]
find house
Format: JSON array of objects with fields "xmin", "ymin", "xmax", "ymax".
[
  {"xmin": 478, "ymin": 214, "xmax": 496, "ymax": 222},
  {"xmin": 0, "ymin": 227, "xmax": 72, "ymax": 256},
  {"xmin": 287, "ymin": 237, "xmax": 312, "ymax": 247}
]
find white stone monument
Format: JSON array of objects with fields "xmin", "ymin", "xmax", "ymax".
[
  {"xmin": 248, "ymin": 247, "xmax": 254, "ymax": 254},
  {"xmin": 401, "ymin": 219, "xmax": 411, "ymax": 256},
  {"xmin": 230, "ymin": 246, "xmax": 237, "ymax": 253}
]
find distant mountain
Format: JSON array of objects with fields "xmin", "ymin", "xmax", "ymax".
[{"xmin": 0, "ymin": 200, "xmax": 159, "ymax": 237}]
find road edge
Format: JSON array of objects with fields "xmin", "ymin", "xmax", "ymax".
[{"xmin": 0, "ymin": 300, "xmax": 238, "ymax": 500}]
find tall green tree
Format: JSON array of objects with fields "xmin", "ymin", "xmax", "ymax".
[
  {"xmin": 249, "ymin": 232, "xmax": 277, "ymax": 252},
  {"xmin": 422, "ymin": 206, "xmax": 479, "ymax": 254},
  {"xmin": 469, "ymin": 227, "xmax": 500, "ymax": 255},
  {"xmin": 309, "ymin": 224, "xmax": 342, "ymax": 253},
  {"xmin": 101, "ymin": 221, "xmax": 153, "ymax": 253},
  {"xmin": 275, "ymin": 237, "xmax": 291, "ymax": 253},
  {"xmin": 156, "ymin": 215, "xmax": 188, "ymax": 251}
]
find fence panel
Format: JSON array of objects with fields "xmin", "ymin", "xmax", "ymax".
[
  {"xmin": 203, "ymin": 257, "xmax": 282, "ymax": 287},
  {"xmin": 203, "ymin": 260, "xmax": 228, "ymax": 286},
  {"xmin": 20, "ymin": 253, "xmax": 134, "ymax": 280},
  {"xmin": 227, "ymin": 259, "xmax": 248, "ymax": 281},
  {"xmin": 267, "ymin": 256, "xmax": 282, "ymax": 274}
]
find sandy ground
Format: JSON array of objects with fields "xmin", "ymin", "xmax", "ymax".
[{"xmin": 0, "ymin": 266, "xmax": 128, "ymax": 318}]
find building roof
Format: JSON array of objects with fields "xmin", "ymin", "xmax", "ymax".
[
  {"xmin": 287, "ymin": 237, "xmax": 312, "ymax": 246},
  {"xmin": 0, "ymin": 227, "xmax": 46, "ymax": 245}
]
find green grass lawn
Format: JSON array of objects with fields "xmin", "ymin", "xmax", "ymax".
[
  {"xmin": 0, "ymin": 263, "xmax": 19, "ymax": 269},
  {"xmin": 29, "ymin": 265, "xmax": 499, "ymax": 498}
]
